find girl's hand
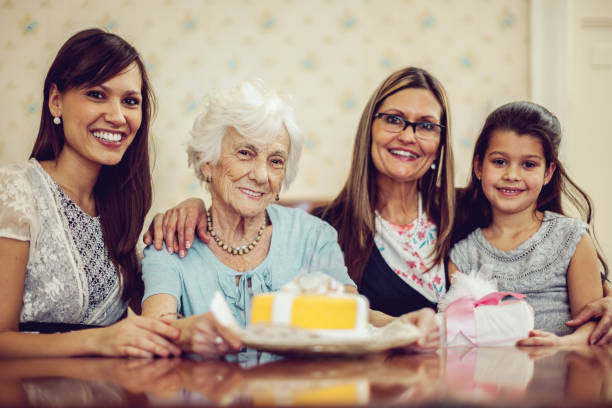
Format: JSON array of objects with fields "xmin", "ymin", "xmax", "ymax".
[
  {"xmin": 398, "ymin": 308, "xmax": 440, "ymax": 349},
  {"xmin": 177, "ymin": 312, "xmax": 242, "ymax": 358},
  {"xmin": 142, "ymin": 197, "xmax": 208, "ymax": 256},
  {"xmin": 89, "ymin": 314, "xmax": 182, "ymax": 358},
  {"xmin": 516, "ymin": 329, "xmax": 566, "ymax": 347}
]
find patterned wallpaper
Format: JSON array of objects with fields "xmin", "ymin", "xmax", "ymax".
[{"xmin": 0, "ymin": 0, "xmax": 528, "ymax": 219}]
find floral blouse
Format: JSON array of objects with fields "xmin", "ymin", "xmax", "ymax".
[{"xmin": 373, "ymin": 194, "xmax": 446, "ymax": 303}]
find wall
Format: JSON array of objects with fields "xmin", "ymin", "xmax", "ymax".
[
  {"xmin": 0, "ymin": 0, "xmax": 529, "ymax": 223},
  {"xmin": 531, "ymin": 0, "xmax": 612, "ymax": 263}
]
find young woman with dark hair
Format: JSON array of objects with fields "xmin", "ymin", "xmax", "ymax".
[{"xmin": 0, "ymin": 28, "xmax": 180, "ymax": 357}]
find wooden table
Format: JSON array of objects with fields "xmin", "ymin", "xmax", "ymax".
[{"xmin": 0, "ymin": 346, "xmax": 611, "ymax": 407}]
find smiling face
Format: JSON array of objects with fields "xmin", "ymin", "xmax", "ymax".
[
  {"xmin": 371, "ymin": 88, "xmax": 442, "ymax": 189},
  {"xmin": 49, "ymin": 62, "xmax": 143, "ymax": 168},
  {"xmin": 202, "ymin": 127, "xmax": 290, "ymax": 219},
  {"xmin": 475, "ymin": 130, "xmax": 556, "ymax": 218}
]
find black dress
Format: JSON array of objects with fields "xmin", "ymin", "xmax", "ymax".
[{"xmin": 359, "ymin": 244, "xmax": 437, "ymax": 316}]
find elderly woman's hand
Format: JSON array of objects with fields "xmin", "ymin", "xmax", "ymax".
[
  {"xmin": 398, "ymin": 308, "xmax": 440, "ymax": 349},
  {"xmin": 174, "ymin": 312, "xmax": 243, "ymax": 358},
  {"xmin": 143, "ymin": 198, "xmax": 208, "ymax": 257},
  {"xmin": 566, "ymin": 281, "xmax": 612, "ymax": 345}
]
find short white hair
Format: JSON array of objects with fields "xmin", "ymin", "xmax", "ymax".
[{"xmin": 187, "ymin": 79, "xmax": 304, "ymax": 190}]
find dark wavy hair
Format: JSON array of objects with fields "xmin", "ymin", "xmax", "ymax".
[
  {"xmin": 30, "ymin": 28, "xmax": 155, "ymax": 301},
  {"xmin": 453, "ymin": 101, "xmax": 608, "ymax": 277},
  {"xmin": 317, "ymin": 67, "xmax": 455, "ymax": 285}
]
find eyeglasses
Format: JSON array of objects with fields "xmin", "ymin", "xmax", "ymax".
[{"xmin": 374, "ymin": 113, "xmax": 444, "ymax": 141}]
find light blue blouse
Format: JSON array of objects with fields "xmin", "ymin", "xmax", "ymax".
[{"xmin": 142, "ymin": 204, "xmax": 355, "ymax": 328}]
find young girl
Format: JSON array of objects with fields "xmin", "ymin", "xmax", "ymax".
[
  {"xmin": 0, "ymin": 29, "xmax": 180, "ymax": 357},
  {"xmin": 448, "ymin": 101, "xmax": 608, "ymax": 346}
]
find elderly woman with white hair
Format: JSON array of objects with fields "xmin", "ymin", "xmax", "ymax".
[{"xmin": 141, "ymin": 80, "xmax": 403, "ymax": 357}]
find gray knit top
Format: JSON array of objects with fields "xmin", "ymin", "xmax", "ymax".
[{"xmin": 449, "ymin": 211, "xmax": 588, "ymax": 336}]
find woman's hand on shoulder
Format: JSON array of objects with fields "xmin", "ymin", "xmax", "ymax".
[
  {"xmin": 398, "ymin": 308, "xmax": 440, "ymax": 349},
  {"xmin": 89, "ymin": 314, "xmax": 182, "ymax": 358},
  {"xmin": 142, "ymin": 197, "xmax": 208, "ymax": 257},
  {"xmin": 174, "ymin": 312, "xmax": 242, "ymax": 358}
]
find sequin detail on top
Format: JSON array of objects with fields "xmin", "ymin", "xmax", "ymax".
[
  {"xmin": 49, "ymin": 180, "xmax": 118, "ymax": 321},
  {"xmin": 373, "ymin": 195, "xmax": 445, "ymax": 303}
]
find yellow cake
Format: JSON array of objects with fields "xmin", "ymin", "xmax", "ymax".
[{"xmin": 250, "ymin": 292, "xmax": 369, "ymax": 338}]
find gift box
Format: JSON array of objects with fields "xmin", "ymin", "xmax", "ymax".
[{"xmin": 443, "ymin": 292, "xmax": 534, "ymax": 347}]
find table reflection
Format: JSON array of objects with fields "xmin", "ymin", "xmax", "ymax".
[{"xmin": 0, "ymin": 346, "xmax": 610, "ymax": 407}]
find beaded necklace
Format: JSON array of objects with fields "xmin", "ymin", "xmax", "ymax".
[{"xmin": 205, "ymin": 207, "xmax": 265, "ymax": 255}]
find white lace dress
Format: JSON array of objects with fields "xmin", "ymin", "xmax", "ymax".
[{"xmin": 0, "ymin": 159, "xmax": 125, "ymax": 325}]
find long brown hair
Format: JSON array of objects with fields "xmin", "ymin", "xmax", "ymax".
[
  {"xmin": 319, "ymin": 67, "xmax": 455, "ymax": 285},
  {"xmin": 453, "ymin": 101, "xmax": 608, "ymax": 277},
  {"xmin": 30, "ymin": 28, "xmax": 155, "ymax": 301}
]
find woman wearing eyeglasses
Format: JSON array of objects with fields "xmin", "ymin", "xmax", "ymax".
[{"xmin": 310, "ymin": 67, "xmax": 454, "ymax": 320}]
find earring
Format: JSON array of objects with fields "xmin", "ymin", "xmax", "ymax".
[
  {"xmin": 275, "ymin": 193, "xmax": 280, "ymax": 201},
  {"xmin": 430, "ymin": 162, "xmax": 436, "ymax": 170},
  {"xmin": 205, "ymin": 176, "xmax": 212, "ymax": 183},
  {"xmin": 53, "ymin": 116, "xmax": 61, "ymax": 125}
]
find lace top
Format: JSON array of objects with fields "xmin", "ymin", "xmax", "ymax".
[
  {"xmin": 449, "ymin": 211, "xmax": 588, "ymax": 335},
  {"xmin": 0, "ymin": 159, "xmax": 125, "ymax": 325},
  {"xmin": 50, "ymin": 177, "xmax": 118, "ymax": 321}
]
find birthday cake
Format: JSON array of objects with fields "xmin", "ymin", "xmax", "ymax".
[
  {"xmin": 249, "ymin": 272, "xmax": 370, "ymax": 339},
  {"xmin": 211, "ymin": 272, "xmax": 421, "ymax": 354}
]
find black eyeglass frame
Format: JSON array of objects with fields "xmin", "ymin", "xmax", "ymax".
[{"xmin": 374, "ymin": 113, "xmax": 445, "ymax": 135}]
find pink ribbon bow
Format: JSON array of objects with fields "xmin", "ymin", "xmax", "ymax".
[{"xmin": 445, "ymin": 292, "xmax": 525, "ymax": 346}]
